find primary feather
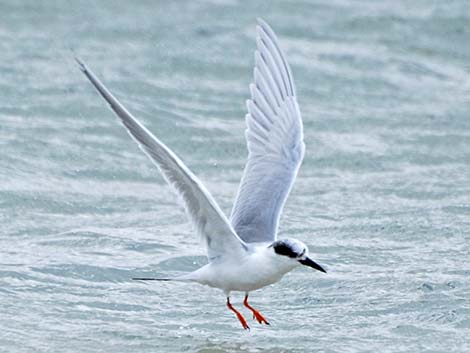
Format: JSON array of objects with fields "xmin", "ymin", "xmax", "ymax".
[
  {"xmin": 230, "ymin": 18, "xmax": 305, "ymax": 244},
  {"xmin": 76, "ymin": 58, "xmax": 247, "ymax": 261}
]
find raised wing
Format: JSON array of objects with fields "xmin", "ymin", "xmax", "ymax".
[
  {"xmin": 230, "ymin": 19, "xmax": 305, "ymax": 244},
  {"xmin": 76, "ymin": 58, "xmax": 247, "ymax": 261}
]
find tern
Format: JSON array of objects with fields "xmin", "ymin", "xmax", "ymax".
[{"xmin": 77, "ymin": 18, "xmax": 326, "ymax": 330}]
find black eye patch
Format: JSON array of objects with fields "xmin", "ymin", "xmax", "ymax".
[{"xmin": 272, "ymin": 241, "xmax": 298, "ymax": 258}]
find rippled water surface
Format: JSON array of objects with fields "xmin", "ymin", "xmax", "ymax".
[{"xmin": 1, "ymin": 1, "xmax": 470, "ymax": 352}]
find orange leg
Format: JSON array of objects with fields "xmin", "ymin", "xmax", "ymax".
[
  {"xmin": 244, "ymin": 294, "xmax": 270, "ymax": 325},
  {"xmin": 226, "ymin": 297, "xmax": 249, "ymax": 330}
]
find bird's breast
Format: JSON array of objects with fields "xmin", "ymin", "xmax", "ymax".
[{"xmin": 204, "ymin": 251, "xmax": 296, "ymax": 292}]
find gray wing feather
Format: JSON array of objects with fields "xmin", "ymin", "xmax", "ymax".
[
  {"xmin": 230, "ymin": 19, "xmax": 305, "ymax": 244},
  {"xmin": 76, "ymin": 58, "xmax": 247, "ymax": 261}
]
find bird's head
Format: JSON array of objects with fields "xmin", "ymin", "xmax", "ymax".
[{"xmin": 269, "ymin": 238, "xmax": 326, "ymax": 273}]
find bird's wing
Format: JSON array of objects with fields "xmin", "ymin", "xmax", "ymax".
[
  {"xmin": 77, "ymin": 59, "xmax": 247, "ymax": 261},
  {"xmin": 230, "ymin": 19, "xmax": 305, "ymax": 244}
]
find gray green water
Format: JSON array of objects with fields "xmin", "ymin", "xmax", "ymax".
[{"xmin": 1, "ymin": 1, "xmax": 470, "ymax": 352}]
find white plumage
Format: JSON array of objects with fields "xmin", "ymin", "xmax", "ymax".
[
  {"xmin": 231, "ymin": 19, "xmax": 305, "ymax": 244},
  {"xmin": 77, "ymin": 18, "xmax": 325, "ymax": 330}
]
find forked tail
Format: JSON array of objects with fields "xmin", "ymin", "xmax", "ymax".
[
  {"xmin": 132, "ymin": 273, "xmax": 195, "ymax": 282},
  {"xmin": 132, "ymin": 266, "xmax": 204, "ymax": 282}
]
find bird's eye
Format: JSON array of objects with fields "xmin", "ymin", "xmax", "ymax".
[{"xmin": 297, "ymin": 248, "xmax": 306, "ymax": 259}]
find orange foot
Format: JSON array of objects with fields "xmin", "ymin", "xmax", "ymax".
[
  {"xmin": 227, "ymin": 297, "xmax": 250, "ymax": 330},
  {"xmin": 244, "ymin": 294, "xmax": 270, "ymax": 325}
]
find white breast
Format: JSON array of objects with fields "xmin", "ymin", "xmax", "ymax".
[{"xmin": 191, "ymin": 245, "xmax": 299, "ymax": 293}]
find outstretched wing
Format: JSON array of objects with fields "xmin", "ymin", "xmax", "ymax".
[
  {"xmin": 230, "ymin": 19, "xmax": 305, "ymax": 244},
  {"xmin": 77, "ymin": 58, "xmax": 247, "ymax": 261}
]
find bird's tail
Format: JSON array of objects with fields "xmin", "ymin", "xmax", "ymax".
[
  {"xmin": 133, "ymin": 268, "xmax": 204, "ymax": 283},
  {"xmin": 132, "ymin": 273, "xmax": 195, "ymax": 282}
]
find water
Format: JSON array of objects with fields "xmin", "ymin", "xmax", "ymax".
[{"xmin": 1, "ymin": 1, "xmax": 469, "ymax": 352}]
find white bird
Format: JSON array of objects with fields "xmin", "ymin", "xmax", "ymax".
[{"xmin": 77, "ymin": 18, "xmax": 326, "ymax": 330}]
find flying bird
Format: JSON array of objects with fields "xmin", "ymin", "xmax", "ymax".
[{"xmin": 77, "ymin": 18, "xmax": 326, "ymax": 330}]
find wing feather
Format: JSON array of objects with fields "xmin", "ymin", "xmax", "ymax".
[
  {"xmin": 230, "ymin": 19, "xmax": 305, "ymax": 244},
  {"xmin": 76, "ymin": 58, "xmax": 247, "ymax": 261}
]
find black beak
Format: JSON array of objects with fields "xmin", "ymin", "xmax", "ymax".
[{"xmin": 299, "ymin": 257, "xmax": 327, "ymax": 273}]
